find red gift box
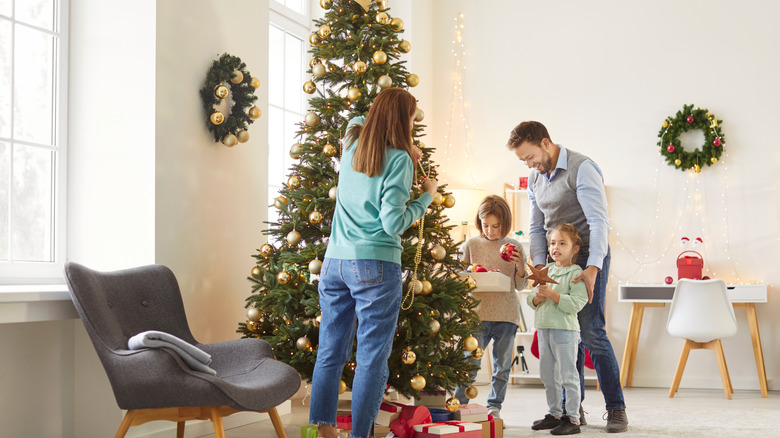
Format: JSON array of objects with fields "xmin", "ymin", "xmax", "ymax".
[
  {"xmin": 677, "ymin": 251, "xmax": 703, "ymax": 280},
  {"xmin": 477, "ymin": 415, "xmax": 503, "ymax": 438},
  {"xmin": 413, "ymin": 421, "xmax": 482, "ymax": 438},
  {"xmin": 518, "ymin": 176, "xmax": 528, "ymax": 189},
  {"xmin": 376, "ymin": 401, "xmax": 405, "ymax": 426},
  {"xmin": 390, "ymin": 405, "xmax": 432, "ymax": 438},
  {"xmin": 336, "ymin": 414, "xmax": 352, "ymax": 430}
]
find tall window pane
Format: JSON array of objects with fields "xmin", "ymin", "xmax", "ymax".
[
  {"xmin": 0, "ymin": 0, "xmax": 11, "ymax": 16},
  {"xmin": 0, "ymin": 142, "xmax": 9, "ymax": 261},
  {"xmin": 284, "ymin": 33, "xmax": 303, "ymax": 113},
  {"xmin": 0, "ymin": 20, "xmax": 10, "ymax": 138},
  {"xmin": 11, "ymin": 143, "xmax": 53, "ymax": 261},
  {"xmin": 268, "ymin": 25, "xmax": 284, "ymax": 108},
  {"xmin": 15, "ymin": 0, "xmax": 54, "ymax": 31},
  {"xmin": 13, "ymin": 24, "xmax": 54, "ymax": 145}
]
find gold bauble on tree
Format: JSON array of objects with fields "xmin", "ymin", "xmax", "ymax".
[
  {"xmin": 406, "ymin": 74, "xmax": 419, "ymax": 87},
  {"xmin": 312, "ymin": 63, "xmax": 327, "ymax": 79},
  {"xmin": 693, "ymin": 164, "xmax": 701, "ymax": 173},
  {"xmin": 303, "ymin": 80, "xmax": 317, "ymax": 94},
  {"xmin": 318, "ymin": 24, "xmax": 331, "ymax": 39},
  {"xmin": 410, "ymin": 374, "xmax": 426, "ymax": 391},
  {"xmin": 428, "ymin": 319, "xmax": 440, "ymax": 335},
  {"xmin": 237, "ymin": 130, "xmax": 250, "ymax": 143},
  {"xmin": 465, "ymin": 275, "xmax": 477, "ymax": 289},
  {"xmin": 251, "ymin": 266, "xmax": 262, "ymax": 278},
  {"xmin": 372, "ymin": 50, "xmax": 387, "ymax": 65},
  {"xmin": 323, "ymin": 143, "xmax": 338, "ymax": 157},
  {"xmin": 223, "ymin": 134, "xmax": 238, "ymax": 147},
  {"xmin": 463, "ymin": 336, "xmax": 479, "ymax": 352},
  {"xmin": 445, "ymin": 397, "xmax": 460, "ymax": 412},
  {"xmin": 260, "ymin": 243, "xmax": 274, "ymax": 258},
  {"xmin": 398, "ymin": 40, "xmax": 411, "ymax": 53},
  {"xmin": 305, "ymin": 112, "xmax": 320, "ymax": 126},
  {"xmin": 308, "ymin": 258, "xmax": 322, "ymax": 274},
  {"xmin": 230, "ymin": 70, "xmax": 244, "ymax": 84},
  {"xmin": 348, "ymin": 87, "xmax": 362, "ymax": 101},
  {"xmin": 710, "ymin": 156, "xmax": 718, "ymax": 164},
  {"xmin": 401, "ymin": 348, "xmax": 417, "ymax": 365},
  {"xmin": 320, "ymin": 0, "xmax": 332, "ymax": 8},
  {"xmin": 250, "ymin": 77, "xmax": 261, "ymax": 89},
  {"xmin": 247, "ymin": 307, "xmax": 260, "ymax": 322},
  {"xmin": 443, "ymin": 195, "xmax": 456, "ymax": 208},
  {"xmin": 287, "ymin": 175, "xmax": 301, "ymax": 189},
  {"xmin": 215, "ymin": 84, "xmax": 228, "ymax": 98},
  {"xmin": 409, "ymin": 279, "xmax": 424, "ymax": 295},
  {"xmin": 375, "ymin": 11, "xmax": 390, "ymax": 24},
  {"xmin": 471, "ymin": 346, "xmax": 484, "ymax": 360},
  {"xmin": 277, "ymin": 270, "xmax": 291, "ymax": 285},
  {"xmin": 430, "ymin": 245, "xmax": 446, "ymax": 261},
  {"xmin": 309, "ymin": 210, "xmax": 324, "ymax": 225},
  {"xmin": 296, "ymin": 336, "xmax": 312, "ymax": 351},
  {"xmin": 352, "ymin": 60, "xmax": 367, "ymax": 74},
  {"xmin": 329, "ymin": 186, "xmax": 338, "ymax": 200},
  {"xmin": 464, "ymin": 386, "xmax": 479, "ymax": 399},
  {"xmin": 415, "ymin": 108, "xmax": 425, "ymax": 122},
  {"xmin": 390, "ymin": 17, "xmax": 404, "ymax": 31},
  {"xmin": 274, "ymin": 196, "xmax": 287, "ymax": 209},
  {"xmin": 674, "ymin": 158, "xmax": 682, "ymax": 166},
  {"xmin": 249, "ymin": 106, "xmax": 262, "ymax": 119},
  {"xmin": 309, "ymin": 58, "xmax": 321, "ymax": 68},
  {"xmin": 210, "ymin": 111, "xmax": 224, "ymax": 125},
  {"xmin": 339, "ymin": 380, "xmax": 347, "ymax": 394},
  {"xmin": 431, "ymin": 192, "xmax": 444, "ymax": 206},
  {"xmin": 309, "ymin": 33, "xmax": 321, "ymax": 46},
  {"xmin": 377, "ymin": 74, "xmax": 393, "ymax": 89},
  {"xmin": 420, "ymin": 280, "xmax": 433, "ymax": 295},
  {"xmin": 290, "ymin": 142, "xmax": 303, "ymax": 159},
  {"xmin": 287, "ymin": 230, "xmax": 302, "ymax": 246}
]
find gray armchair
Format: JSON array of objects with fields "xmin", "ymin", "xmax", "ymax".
[{"xmin": 64, "ymin": 262, "xmax": 301, "ymax": 438}]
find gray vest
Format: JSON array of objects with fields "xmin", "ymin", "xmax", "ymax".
[{"xmin": 528, "ymin": 148, "xmax": 596, "ymax": 263}]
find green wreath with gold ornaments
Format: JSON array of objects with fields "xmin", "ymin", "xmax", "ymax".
[
  {"xmin": 658, "ymin": 104, "xmax": 724, "ymax": 173},
  {"xmin": 200, "ymin": 53, "xmax": 261, "ymax": 147}
]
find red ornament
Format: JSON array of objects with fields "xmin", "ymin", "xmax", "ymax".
[
  {"xmin": 665, "ymin": 276, "xmax": 673, "ymax": 284},
  {"xmin": 686, "ymin": 116, "xmax": 694, "ymax": 123},
  {"xmin": 667, "ymin": 144, "xmax": 675, "ymax": 153},
  {"xmin": 702, "ymin": 276, "xmax": 711, "ymax": 280},
  {"xmin": 474, "ymin": 266, "xmax": 488, "ymax": 272},
  {"xmin": 713, "ymin": 138, "xmax": 722, "ymax": 147},
  {"xmin": 499, "ymin": 243, "xmax": 518, "ymax": 262}
]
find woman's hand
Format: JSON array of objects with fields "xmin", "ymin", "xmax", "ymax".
[{"xmin": 422, "ymin": 177, "xmax": 438, "ymax": 195}]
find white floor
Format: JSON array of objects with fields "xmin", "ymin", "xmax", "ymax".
[{"xmin": 199, "ymin": 383, "xmax": 780, "ymax": 438}]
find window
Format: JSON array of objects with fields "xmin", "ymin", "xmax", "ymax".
[
  {"xmin": 0, "ymin": 0, "xmax": 67, "ymax": 281},
  {"xmin": 267, "ymin": 1, "xmax": 312, "ymax": 235}
]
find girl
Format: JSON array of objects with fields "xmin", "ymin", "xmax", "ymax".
[
  {"xmin": 528, "ymin": 223, "xmax": 588, "ymax": 435},
  {"xmin": 454, "ymin": 195, "xmax": 528, "ymax": 419},
  {"xmin": 310, "ymin": 88, "xmax": 438, "ymax": 438}
]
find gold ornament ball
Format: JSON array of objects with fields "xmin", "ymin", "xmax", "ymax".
[
  {"xmin": 296, "ymin": 336, "xmax": 312, "ymax": 351},
  {"xmin": 308, "ymin": 259, "xmax": 322, "ymax": 274},
  {"xmin": 471, "ymin": 346, "xmax": 484, "ymax": 360},
  {"xmin": 230, "ymin": 70, "xmax": 244, "ymax": 84},
  {"xmin": 376, "ymin": 11, "xmax": 390, "ymax": 25},
  {"xmin": 309, "ymin": 210, "xmax": 324, "ymax": 225},
  {"xmin": 277, "ymin": 270, "xmax": 291, "ymax": 285},
  {"xmin": 662, "ymin": 120, "xmax": 669, "ymax": 129},
  {"xmin": 260, "ymin": 243, "xmax": 274, "ymax": 258},
  {"xmin": 309, "ymin": 33, "xmax": 321, "ymax": 46},
  {"xmin": 463, "ymin": 335, "xmax": 479, "ymax": 352},
  {"xmin": 223, "ymin": 134, "xmax": 238, "ymax": 147},
  {"xmin": 210, "ymin": 111, "xmax": 224, "ymax": 125},
  {"xmin": 246, "ymin": 320, "xmax": 258, "ymax": 332},
  {"xmin": 339, "ymin": 380, "xmax": 347, "ymax": 394},
  {"xmin": 410, "ymin": 374, "xmax": 426, "ymax": 391},
  {"xmin": 406, "ymin": 73, "xmax": 420, "ymax": 87},
  {"xmin": 377, "ymin": 0, "xmax": 388, "ymax": 10},
  {"xmin": 309, "ymin": 58, "xmax": 321, "ymax": 68},
  {"xmin": 288, "ymin": 175, "xmax": 301, "ymax": 189},
  {"xmin": 372, "ymin": 50, "xmax": 387, "ymax": 65},
  {"xmin": 464, "ymin": 386, "xmax": 479, "ymax": 399},
  {"xmin": 430, "ymin": 245, "xmax": 446, "ymax": 261},
  {"xmin": 415, "ymin": 108, "xmax": 425, "ymax": 122},
  {"xmin": 377, "ymin": 74, "xmax": 393, "ymax": 89},
  {"xmin": 312, "ymin": 63, "xmax": 327, "ymax": 78},
  {"xmin": 348, "ymin": 87, "xmax": 362, "ymax": 101},
  {"xmin": 674, "ymin": 158, "xmax": 682, "ymax": 166},
  {"xmin": 290, "ymin": 142, "xmax": 303, "ymax": 159},
  {"xmin": 431, "ymin": 192, "xmax": 444, "ymax": 206},
  {"xmin": 428, "ymin": 319, "xmax": 440, "ymax": 335},
  {"xmin": 694, "ymin": 164, "xmax": 701, "ymax": 173},
  {"xmin": 318, "ymin": 24, "xmax": 331, "ymax": 39},
  {"xmin": 329, "ymin": 186, "xmax": 338, "ymax": 200},
  {"xmin": 247, "ymin": 307, "xmax": 260, "ymax": 321},
  {"xmin": 305, "ymin": 112, "xmax": 320, "ymax": 126},
  {"xmin": 710, "ymin": 157, "xmax": 718, "ymax": 164},
  {"xmin": 398, "ymin": 40, "xmax": 411, "ymax": 53},
  {"xmin": 353, "ymin": 60, "xmax": 367, "ymax": 74},
  {"xmin": 314, "ymin": 314, "xmax": 321, "ymax": 327},
  {"xmin": 215, "ymin": 84, "xmax": 228, "ymax": 98},
  {"xmin": 250, "ymin": 266, "xmax": 262, "ymax": 278},
  {"xmin": 420, "ymin": 280, "xmax": 433, "ymax": 295},
  {"xmin": 237, "ymin": 130, "xmax": 250, "ymax": 143},
  {"xmin": 401, "ymin": 349, "xmax": 417, "ymax": 365},
  {"xmin": 323, "ymin": 143, "xmax": 338, "ymax": 157},
  {"xmin": 274, "ymin": 196, "xmax": 287, "ymax": 209},
  {"xmin": 465, "ymin": 276, "xmax": 477, "ymax": 289},
  {"xmin": 248, "ymin": 106, "xmax": 262, "ymax": 119},
  {"xmin": 445, "ymin": 397, "xmax": 460, "ymax": 412},
  {"xmin": 287, "ymin": 230, "xmax": 302, "ymax": 246},
  {"xmin": 390, "ymin": 17, "xmax": 404, "ymax": 31},
  {"xmin": 443, "ymin": 195, "xmax": 456, "ymax": 208},
  {"xmin": 249, "ymin": 77, "xmax": 260, "ymax": 89},
  {"xmin": 320, "ymin": 0, "xmax": 332, "ymax": 8},
  {"xmin": 409, "ymin": 279, "xmax": 424, "ymax": 295},
  {"xmin": 303, "ymin": 80, "xmax": 317, "ymax": 94}
]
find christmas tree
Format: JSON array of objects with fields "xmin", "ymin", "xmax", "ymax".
[{"xmin": 238, "ymin": 0, "xmax": 482, "ymax": 401}]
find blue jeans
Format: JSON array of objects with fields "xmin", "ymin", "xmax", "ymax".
[
  {"xmin": 454, "ymin": 321, "xmax": 518, "ymax": 410},
  {"xmin": 539, "ymin": 329, "xmax": 581, "ymax": 423},
  {"xmin": 310, "ymin": 258, "xmax": 402, "ymax": 438},
  {"xmin": 576, "ymin": 249, "xmax": 626, "ymax": 410}
]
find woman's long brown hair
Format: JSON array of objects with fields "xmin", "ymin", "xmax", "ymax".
[{"xmin": 344, "ymin": 88, "xmax": 417, "ymax": 177}]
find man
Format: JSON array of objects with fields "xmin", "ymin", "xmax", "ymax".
[{"xmin": 507, "ymin": 121, "xmax": 628, "ymax": 433}]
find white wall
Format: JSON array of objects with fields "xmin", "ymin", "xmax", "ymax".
[{"xmin": 425, "ymin": 0, "xmax": 779, "ymax": 391}]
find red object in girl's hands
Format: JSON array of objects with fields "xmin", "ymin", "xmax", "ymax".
[{"xmin": 499, "ymin": 243, "xmax": 517, "ymax": 261}]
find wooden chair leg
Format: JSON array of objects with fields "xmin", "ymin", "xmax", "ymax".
[
  {"xmin": 115, "ymin": 410, "xmax": 136, "ymax": 438},
  {"xmin": 176, "ymin": 421, "xmax": 185, "ymax": 438},
  {"xmin": 210, "ymin": 406, "xmax": 226, "ymax": 438},
  {"xmin": 267, "ymin": 407, "xmax": 288, "ymax": 438},
  {"xmin": 669, "ymin": 340, "xmax": 693, "ymax": 397},
  {"xmin": 712, "ymin": 340, "xmax": 733, "ymax": 399}
]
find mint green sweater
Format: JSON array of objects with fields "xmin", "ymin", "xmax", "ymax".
[
  {"xmin": 527, "ymin": 264, "xmax": 588, "ymax": 331},
  {"xmin": 325, "ymin": 116, "xmax": 432, "ymax": 264}
]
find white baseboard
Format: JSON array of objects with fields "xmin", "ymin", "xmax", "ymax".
[{"xmin": 127, "ymin": 400, "xmax": 291, "ymax": 438}]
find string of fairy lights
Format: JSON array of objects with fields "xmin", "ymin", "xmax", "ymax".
[{"xmin": 441, "ymin": 12, "xmax": 478, "ymax": 188}]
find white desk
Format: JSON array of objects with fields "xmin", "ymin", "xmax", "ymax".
[{"xmin": 617, "ymin": 283, "xmax": 768, "ymax": 397}]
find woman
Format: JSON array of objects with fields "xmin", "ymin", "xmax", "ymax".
[{"xmin": 310, "ymin": 88, "xmax": 438, "ymax": 438}]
